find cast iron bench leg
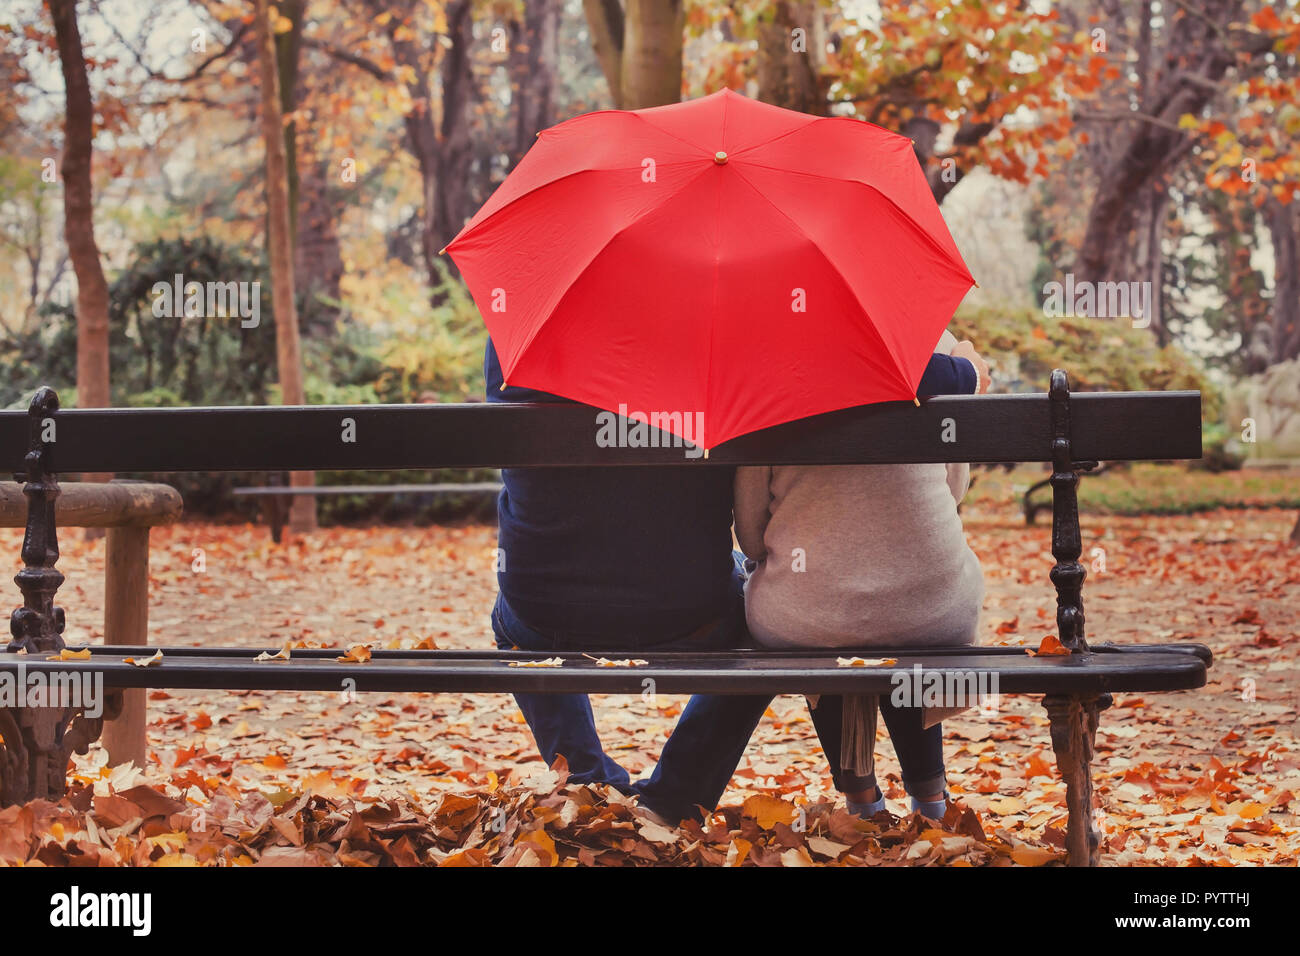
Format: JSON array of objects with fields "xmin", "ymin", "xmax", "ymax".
[
  {"xmin": 0, "ymin": 387, "xmax": 117, "ymax": 806},
  {"xmin": 1044, "ymin": 693, "xmax": 1104, "ymax": 867},
  {"xmin": 0, "ymin": 699, "xmax": 120, "ymax": 806}
]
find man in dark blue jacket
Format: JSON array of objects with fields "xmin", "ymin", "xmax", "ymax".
[{"xmin": 486, "ymin": 338, "xmax": 982, "ymax": 823}]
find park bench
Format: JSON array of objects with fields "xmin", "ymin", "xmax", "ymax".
[{"xmin": 0, "ymin": 371, "xmax": 1207, "ymax": 866}]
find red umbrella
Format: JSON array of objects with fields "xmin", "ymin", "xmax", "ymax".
[{"xmin": 445, "ymin": 88, "xmax": 975, "ymax": 450}]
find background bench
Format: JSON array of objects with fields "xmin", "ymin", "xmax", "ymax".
[
  {"xmin": 232, "ymin": 479, "xmax": 502, "ymax": 542},
  {"xmin": 0, "ymin": 371, "xmax": 1206, "ymax": 866}
]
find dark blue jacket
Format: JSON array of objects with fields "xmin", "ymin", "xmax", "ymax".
[{"xmin": 486, "ymin": 339, "xmax": 975, "ymax": 644}]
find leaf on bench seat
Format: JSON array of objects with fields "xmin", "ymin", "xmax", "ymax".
[
  {"xmin": 505, "ymin": 657, "xmax": 564, "ymax": 668},
  {"xmin": 1028, "ymin": 635, "xmax": 1070, "ymax": 657},
  {"xmin": 254, "ymin": 644, "xmax": 292, "ymax": 662},
  {"xmin": 835, "ymin": 657, "xmax": 897, "ymax": 667},
  {"xmin": 124, "ymin": 650, "xmax": 164, "ymax": 667},
  {"xmin": 46, "ymin": 647, "xmax": 91, "ymax": 661},
  {"xmin": 581, "ymin": 653, "xmax": 648, "ymax": 667},
  {"xmin": 337, "ymin": 643, "xmax": 373, "ymax": 664}
]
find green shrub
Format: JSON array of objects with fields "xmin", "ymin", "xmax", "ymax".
[{"xmin": 950, "ymin": 305, "xmax": 1221, "ymax": 420}]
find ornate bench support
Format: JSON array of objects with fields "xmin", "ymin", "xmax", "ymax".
[
  {"xmin": 1, "ymin": 387, "xmax": 114, "ymax": 807},
  {"xmin": 1044, "ymin": 693, "xmax": 1104, "ymax": 866},
  {"xmin": 1044, "ymin": 371, "xmax": 1111, "ymax": 866}
]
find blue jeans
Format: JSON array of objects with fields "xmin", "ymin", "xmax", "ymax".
[{"xmin": 491, "ymin": 553, "xmax": 772, "ymax": 823}]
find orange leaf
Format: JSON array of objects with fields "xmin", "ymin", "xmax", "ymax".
[
  {"xmin": 726, "ymin": 838, "xmax": 752, "ymax": 867},
  {"xmin": 741, "ymin": 794, "xmax": 795, "ymax": 829},
  {"xmin": 1033, "ymin": 634, "xmax": 1071, "ymax": 656},
  {"xmin": 1011, "ymin": 846, "xmax": 1059, "ymax": 866},
  {"xmin": 518, "ymin": 827, "xmax": 558, "ymax": 866},
  {"xmin": 1025, "ymin": 752, "xmax": 1055, "ymax": 780},
  {"xmin": 337, "ymin": 643, "xmax": 372, "ymax": 664}
]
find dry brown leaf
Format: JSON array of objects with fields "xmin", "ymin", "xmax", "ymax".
[
  {"xmin": 741, "ymin": 794, "xmax": 796, "ymax": 829},
  {"xmin": 337, "ymin": 643, "xmax": 373, "ymax": 664},
  {"xmin": 505, "ymin": 657, "xmax": 564, "ymax": 668},
  {"xmin": 123, "ymin": 650, "xmax": 164, "ymax": 667}
]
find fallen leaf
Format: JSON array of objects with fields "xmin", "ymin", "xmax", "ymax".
[
  {"xmin": 1011, "ymin": 846, "xmax": 1059, "ymax": 866},
  {"xmin": 741, "ymin": 794, "xmax": 796, "ymax": 829},
  {"xmin": 506, "ymin": 657, "xmax": 564, "ymax": 668},
  {"xmin": 1031, "ymin": 634, "xmax": 1071, "ymax": 656},
  {"xmin": 582, "ymin": 654, "xmax": 649, "ymax": 667},
  {"xmin": 124, "ymin": 650, "xmax": 163, "ymax": 667},
  {"xmin": 337, "ymin": 643, "xmax": 373, "ymax": 664}
]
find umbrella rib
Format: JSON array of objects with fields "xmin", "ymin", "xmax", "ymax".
[
  {"xmin": 503, "ymin": 163, "xmax": 718, "ymax": 382},
  {"xmin": 628, "ymin": 109, "xmax": 721, "ymax": 158},
  {"xmin": 449, "ymin": 162, "xmax": 702, "ymax": 252},
  {"xmin": 730, "ymin": 161, "xmax": 974, "ymax": 284},
  {"xmin": 697, "ymin": 91, "xmax": 735, "ymax": 447},
  {"xmin": 726, "ymin": 167, "xmax": 919, "ymax": 398},
  {"xmin": 729, "ymin": 113, "xmax": 903, "ymax": 161}
]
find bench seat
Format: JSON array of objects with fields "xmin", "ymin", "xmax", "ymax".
[{"xmin": 2, "ymin": 642, "xmax": 1209, "ymax": 695}]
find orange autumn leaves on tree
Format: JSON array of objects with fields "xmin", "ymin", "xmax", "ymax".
[
  {"xmin": 1177, "ymin": 6, "xmax": 1300, "ymax": 205},
  {"xmin": 691, "ymin": 1, "xmax": 1098, "ymax": 191}
]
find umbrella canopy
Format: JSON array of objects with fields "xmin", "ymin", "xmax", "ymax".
[{"xmin": 446, "ymin": 88, "xmax": 975, "ymax": 450}]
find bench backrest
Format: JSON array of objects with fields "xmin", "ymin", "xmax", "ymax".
[
  {"xmin": 0, "ymin": 379, "xmax": 1200, "ymax": 474},
  {"xmin": 0, "ymin": 373, "xmax": 1201, "ymax": 660}
]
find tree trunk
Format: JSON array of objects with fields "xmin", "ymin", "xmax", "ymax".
[
  {"xmin": 620, "ymin": 0, "xmax": 684, "ymax": 110},
  {"xmin": 1266, "ymin": 197, "xmax": 1299, "ymax": 364},
  {"xmin": 295, "ymin": 155, "xmax": 344, "ymax": 335},
  {"xmin": 255, "ymin": 0, "xmax": 316, "ymax": 532},
  {"xmin": 582, "ymin": 0, "xmax": 624, "ymax": 106},
  {"xmin": 756, "ymin": 1, "xmax": 825, "ymax": 115},
  {"xmin": 1140, "ymin": 186, "xmax": 1169, "ymax": 346},
  {"xmin": 47, "ymin": 0, "xmax": 112, "ymax": 526},
  {"xmin": 510, "ymin": 0, "xmax": 561, "ymax": 165},
  {"xmin": 46, "ymin": 1, "xmax": 109, "ymax": 412},
  {"xmin": 1075, "ymin": 0, "xmax": 1256, "ymax": 287},
  {"xmin": 275, "ymin": 0, "xmax": 304, "ymax": 248},
  {"xmin": 431, "ymin": 0, "xmax": 477, "ymax": 258}
]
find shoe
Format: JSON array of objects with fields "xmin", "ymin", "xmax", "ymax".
[
  {"xmin": 847, "ymin": 787, "xmax": 887, "ymax": 818},
  {"xmin": 631, "ymin": 800, "xmax": 675, "ymax": 829},
  {"xmin": 911, "ymin": 790, "xmax": 951, "ymax": 821}
]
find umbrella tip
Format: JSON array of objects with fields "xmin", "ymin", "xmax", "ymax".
[
  {"xmin": 438, "ymin": 247, "xmax": 447, "ymax": 255},
  {"xmin": 714, "ymin": 151, "xmax": 728, "ymax": 165},
  {"xmin": 499, "ymin": 382, "xmax": 508, "ymax": 391},
  {"xmin": 913, "ymin": 397, "xmax": 921, "ymax": 407},
  {"xmin": 973, "ymin": 279, "xmax": 981, "ymax": 289}
]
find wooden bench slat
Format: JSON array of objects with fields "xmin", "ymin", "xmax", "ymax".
[
  {"xmin": 1, "ymin": 647, "xmax": 1207, "ymax": 695},
  {"xmin": 0, "ymin": 391, "xmax": 1201, "ymax": 473},
  {"xmin": 60, "ymin": 641, "xmax": 1214, "ymax": 665}
]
